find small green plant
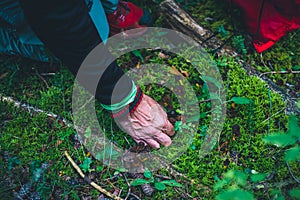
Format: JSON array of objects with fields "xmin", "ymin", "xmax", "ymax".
[
  {"xmin": 232, "ymin": 35, "xmax": 247, "ymax": 55},
  {"xmin": 214, "ymin": 169, "xmax": 275, "ymax": 200},
  {"xmin": 261, "ymin": 115, "xmax": 300, "ymax": 200},
  {"xmin": 214, "ymin": 169, "xmax": 255, "ymax": 200},
  {"xmin": 217, "ymin": 25, "xmax": 229, "ymax": 37},
  {"xmin": 263, "ymin": 115, "xmax": 300, "ymax": 162},
  {"xmin": 79, "ymin": 157, "xmax": 92, "ymax": 173},
  {"xmin": 131, "ymin": 169, "xmax": 183, "ymax": 191}
]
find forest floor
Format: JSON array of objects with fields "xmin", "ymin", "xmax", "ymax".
[{"xmin": 0, "ymin": 0, "xmax": 299, "ymax": 199}]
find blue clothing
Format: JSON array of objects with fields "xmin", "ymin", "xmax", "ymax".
[
  {"xmin": 101, "ymin": 0, "xmax": 119, "ymax": 13},
  {"xmin": 0, "ymin": 0, "xmax": 113, "ymax": 62},
  {"xmin": 1, "ymin": 0, "xmax": 133, "ymax": 105}
]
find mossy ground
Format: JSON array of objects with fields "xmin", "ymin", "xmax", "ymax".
[{"xmin": 0, "ymin": 0, "xmax": 299, "ymax": 199}]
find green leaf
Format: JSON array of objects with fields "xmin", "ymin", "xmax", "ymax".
[
  {"xmin": 174, "ymin": 121, "xmax": 182, "ymax": 131},
  {"xmin": 263, "ymin": 133, "xmax": 296, "ymax": 147},
  {"xmin": 95, "ymin": 145, "xmax": 120, "ymax": 161},
  {"xmin": 160, "ymin": 180, "xmax": 183, "ymax": 187},
  {"xmin": 224, "ymin": 170, "xmax": 247, "ymax": 186},
  {"xmin": 297, "ymin": 100, "xmax": 300, "ymax": 108},
  {"xmin": 270, "ymin": 189, "xmax": 286, "ymax": 200},
  {"xmin": 131, "ymin": 178, "xmax": 150, "ymax": 186},
  {"xmin": 217, "ymin": 25, "xmax": 229, "ymax": 37},
  {"xmin": 201, "ymin": 75, "xmax": 223, "ymax": 89},
  {"xmin": 284, "ymin": 146, "xmax": 300, "ymax": 161},
  {"xmin": 79, "ymin": 157, "xmax": 92, "ymax": 173},
  {"xmin": 70, "ymin": 191, "xmax": 80, "ymax": 200},
  {"xmin": 209, "ymin": 92, "xmax": 221, "ymax": 100},
  {"xmin": 230, "ymin": 97, "xmax": 251, "ymax": 105},
  {"xmin": 216, "ymin": 189, "xmax": 255, "ymax": 200},
  {"xmin": 96, "ymin": 166, "xmax": 103, "ymax": 172},
  {"xmin": 289, "ymin": 188, "xmax": 300, "ymax": 199},
  {"xmin": 113, "ymin": 168, "xmax": 127, "ymax": 176},
  {"xmin": 190, "ymin": 144, "xmax": 196, "ymax": 150},
  {"xmin": 250, "ymin": 173, "xmax": 268, "ymax": 183},
  {"xmin": 132, "ymin": 50, "xmax": 144, "ymax": 62},
  {"xmin": 275, "ymin": 195, "xmax": 285, "ymax": 200},
  {"xmin": 292, "ymin": 65, "xmax": 300, "ymax": 70},
  {"xmin": 175, "ymin": 109, "xmax": 184, "ymax": 114},
  {"xmin": 84, "ymin": 127, "xmax": 91, "ymax": 138},
  {"xmin": 213, "ymin": 179, "xmax": 229, "ymax": 191},
  {"xmin": 154, "ymin": 182, "xmax": 166, "ymax": 190},
  {"xmin": 287, "ymin": 115, "xmax": 300, "ymax": 138},
  {"xmin": 143, "ymin": 169, "xmax": 152, "ymax": 179}
]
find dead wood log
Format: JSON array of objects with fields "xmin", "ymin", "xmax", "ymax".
[
  {"xmin": 159, "ymin": 0, "xmax": 237, "ymax": 57},
  {"xmin": 159, "ymin": 0, "xmax": 299, "ymax": 115}
]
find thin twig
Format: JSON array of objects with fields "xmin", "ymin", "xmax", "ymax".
[
  {"xmin": 129, "ymin": 192, "xmax": 142, "ymax": 200},
  {"xmin": 259, "ymin": 70, "xmax": 300, "ymax": 78},
  {"xmin": 174, "ymin": 187, "xmax": 196, "ymax": 199},
  {"xmin": 35, "ymin": 69, "xmax": 49, "ymax": 88},
  {"xmin": 77, "ymin": 95, "xmax": 94, "ymax": 111},
  {"xmin": 122, "ymin": 173, "xmax": 131, "ymax": 200},
  {"xmin": 103, "ymin": 173, "xmax": 121, "ymax": 182},
  {"xmin": 39, "ymin": 72, "xmax": 56, "ymax": 76},
  {"xmin": 118, "ymin": 189, "xmax": 122, "ymax": 198},
  {"xmin": 260, "ymin": 107, "xmax": 286, "ymax": 125},
  {"xmin": 123, "ymin": 136, "xmax": 132, "ymax": 148},
  {"xmin": 64, "ymin": 151, "xmax": 124, "ymax": 200},
  {"xmin": 154, "ymin": 174, "xmax": 172, "ymax": 180},
  {"xmin": 0, "ymin": 93, "xmax": 86, "ymax": 134},
  {"xmin": 125, "ymin": 189, "xmax": 131, "ymax": 200},
  {"xmin": 0, "ymin": 93, "xmax": 72, "ymax": 127},
  {"xmin": 286, "ymin": 161, "xmax": 300, "ymax": 183}
]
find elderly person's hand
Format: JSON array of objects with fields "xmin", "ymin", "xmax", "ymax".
[{"xmin": 114, "ymin": 94, "xmax": 175, "ymax": 149}]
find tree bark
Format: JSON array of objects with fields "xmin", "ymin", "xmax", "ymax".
[{"xmin": 159, "ymin": 0, "xmax": 237, "ymax": 57}]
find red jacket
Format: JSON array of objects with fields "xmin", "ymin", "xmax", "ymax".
[{"xmin": 231, "ymin": 0, "xmax": 300, "ymax": 52}]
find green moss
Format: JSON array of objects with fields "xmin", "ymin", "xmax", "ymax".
[{"xmin": 0, "ymin": 1, "xmax": 298, "ymax": 198}]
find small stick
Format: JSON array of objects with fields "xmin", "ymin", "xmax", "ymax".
[
  {"xmin": 64, "ymin": 151, "xmax": 124, "ymax": 200},
  {"xmin": 122, "ymin": 173, "xmax": 131, "ymax": 200},
  {"xmin": 39, "ymin": 72, "xmax": 56, "ymax": 76},
  {"xmin": 35, "ymin": 69, "xmax": 49, "ymax": 88},
  {"xmin": 129, "ymin": 193, "xmax": 142, "ymax": 200},
  {"xmin": 0, "ymin": 93, "xmax": 72, "ymax": 127},
  {"xmin": 259, "ymin": 70, "xmax": 300, "ymax": 77},
  {"xmin": 77, "ymin": 95, "xmax": 94, "ymax": 111},
  {"xmin": 286, "ymin": 161, "xmax": 300, "ymax": 183},
  {"xmin": 154, "ymin": 174, "xmax": 172, "ymax": 180},
  {"xmin": 260, "ymin": 107, "xmax": 286, "ymax": 125}
]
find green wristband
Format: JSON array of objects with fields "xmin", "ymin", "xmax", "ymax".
[{"xmin": 100, "ymin": 81, "xmax": 137, "ymax": 111}]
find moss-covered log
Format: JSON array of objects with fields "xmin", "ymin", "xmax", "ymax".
[{"xmin": 159, "ymin": 0, "xmax": 299, "ymax": 115}]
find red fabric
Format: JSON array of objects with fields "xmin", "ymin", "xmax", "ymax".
[
  {"xmin": 106, "ymin": 1, "xmax": 144, "ymax": 36},
  {"xmin": 231, "ymin": 0, "xmax": 300, "ymax": 52}
]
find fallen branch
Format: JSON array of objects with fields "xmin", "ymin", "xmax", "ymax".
[
  {"xmin": 158, "ymin": 0, "xmax": 299, "ymax": 115},
  {"xmin": 259, "ymin": 70, "xmax": 300, "ymax": 77},
  {"xmin": 0, "ymin": 93, "xmax": 71, "ymax": 127},
  {"xmin": 159, "ymin": 0, "xmax": 237, "ymax": 57},
  {"xmin": 64, "ymin": 151, "xmax": 124, "ymax": 200},
  {"xmin": 0, "ymin": 93, "xmax": 86, "ymax": 134},
  {"xmin": 35, "ymin": 69, "xmax": 49, "ymax": 88}
]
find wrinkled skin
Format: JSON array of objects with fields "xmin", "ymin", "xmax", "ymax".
[{"xmin": 116, "ymin": 95, "xmax": 175, "ymax": 149}]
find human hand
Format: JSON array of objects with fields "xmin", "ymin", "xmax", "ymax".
[{"xmin": 115, "ymin": 94, "xmax": 175, "ymax": 149}]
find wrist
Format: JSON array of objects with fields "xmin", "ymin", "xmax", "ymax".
[
  {"xmin": 111, "ymin": 87, "xmax": 143, "ymax": 119},
  {"xmin": 100, "ymin": 81, "xmax": 137, "ymax": 111}
]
